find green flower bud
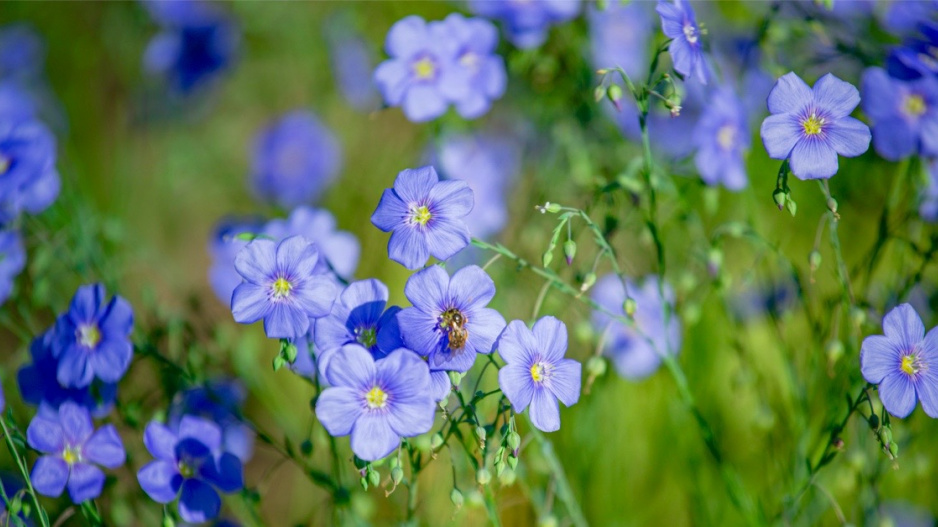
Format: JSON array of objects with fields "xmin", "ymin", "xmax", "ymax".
[
  {"xmin": 542, "ymin": 249, "xmax": 554, "ymax": 268},
  {"xmin": 507, "ymin": 455, "xmax": 518, "ymax": 470},
  {"xmin": 368, "ymin": 468, "xmax": 380, "ymax": 487},
  {"xmin": 786, "ymin": 197, "xmax": 798, "ymax": 217},
  {"xmin": 543, "ymin": 202, "xmax": 562, "ymax": 214},
  {"xmin": 538, "ymin": 515, "xmax": 559, "ymax": 527},
  {"xmin": 284, "ymin": 343, "xmax": 298, "ymax": 363},
  {"xmin": 827, "ymin": 197, "xmax": 838, "ymax": 213},
  {"xmin": 414, "ymin": 434, "xmax": 432, "ymax": 452},
  {"xmin": 466, "ymin": 489, "xmax": 485, "ymax": 508},
  {"xmin": 623, "ymin": 297, "xmax": 637, "ymax": 317},
  {"xmin": 360, "ymin": 476, "xmax": 369, "ymax": 491},
  {"xmin": 563, "ymin": 240, "xmax": 577, "ymax": 265},
  {"xmin": 451, "ymin": 488, "xmax": 464, "ymax": 508},
  {"xmin": 607, "ymin": 84, "xmax": 623, "ymax": 108},
  {"xmin": 272, "ymin": 356, "xmax": 285, "ymax": 371},
  {"xmin": 580, "ymin": 272, "xmax": 597, "ymax": 293},
  {"xmin": 475, "ymin": 426, "xmax": 487, "ymax": 443},
  {"xmin": 448, "ymin": 371, "xmax": 464, "ymax": 386},
  {"xmin": 389, "ymin": 456, "xmax": 399, "ymax": 469},
  {"xmin": 430, "ymin": 433, "xmax": 445, "ymax": 450},
  {"xmin": 476, "ymin": 468, "xmax": 492, "ymax": 486},
  {"xmin": 826, "ymin": 340, "xmax": 844, "ymax": 365},
  {"xmin": 889, "ymin": 441, "xmax": 899, "ymax": 458},
  {"xmin": 494, "ymin": 460, "xmax": 505, "ymax": 476},
  {"xmin": 391, "ymin": 466, "xmax": 404, "ymax": 485},
  {"xmin": 772, "ymin": 188, "xmax": 787, "ymax": 210},
  {"xmin": 498, "ymin": 468, "xmax": 516, "ymax": 486},
  {"xmin": 586, "ymin": 356, "xmax": 607, "ymax": 378},
  {"xmin": 851, "ymin": 307, "xmax": 867, "ymax": 327},
  {"xmin": 300, "ymin": 439, "xmax": 313, "ymax": 457},
  {"xmin": 162, "ymin": 513, "xmax": 176, "ymax": 527},
  {"xmin": 868, "ymin": 414, "xmax": 880, "ymax": 430},
  {"xmin": 809, "ymin": 250, "xmax": 822, "ymax": 271},
  {"xmin": 593, "ymin": 85, "xmax": 606, "ymax": 103},
  {"xmin": 507, "ymin": 431, "xmax": 521, "ymax": 451}
]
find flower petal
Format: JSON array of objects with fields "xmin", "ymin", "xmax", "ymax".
[
  {"xmin": 178, "ymin": 479, "xmax": 221, "ymax": 524},
  {"xmin": 230, "ymin": 283, "xmax": 271, "ymax": 324},
  {"xmin": 67, "ymin": 462, "xmax": 105, "ymax": 503},
  {"xmin": 532, "ymin": 316, "xmax": 568, "ymax": 362},
  {"xmin": 83, "ymin": 425, "xmax": 125, "ymax": 469},
  {"xmin": 137, "ymin": 460, "xmax": 182, "ymax": 503},
  {"xmin": 883, "ymin": 303, "xmax": 925, "ymax": 353},
  {"xmin": 448, "ymin": 265, "xmax": 495, "ymax": 312},
  {"xmin": 263, "ymin": 303, "xmax": 310, "ymax": 339},
  {"xmin": 371, "ymin": 189, "xmax": 408, "ymax": 232},
  {"xmin": 31, "ymin": 456, "xmax": 68, "ymax": 498},
  {"xmin": 396, "ymin": 307, "xmax": 440, "ymax": 357},
  {"xmin": 388, "ymin": 226, "xmax": 430, "ymax": 270},
  {"xmin": 812, "ymin": 73, "xmax": 860, "ymax": 119},
  {"xmin": 323, "ymin": 343, "xmax": 376, "ymax": 389},
  {"xmin": 315, "ymin": 386, "xmax": 362, "ymax": 436},
  {"xmin": 499, "ymin": 364, "xmax": 535, "ymax": 412},
  {"xmin": 916, "ymin": 327, "xmax": 938, "ymax": 418},
  {"xmin": 276, "ymin": 236, "xmax": 319, "ymax": 278},
  {"xmin": 202, "ymin": 452, "xmax": 243, "ymax": 493},
  {"xmin": 496, "ymin": 320, "xmax": 538, "ymax": 365},
  {"xmin": 179, "ymin": 416, "xmax": 222, "ymax": 453},
  {"xmin": 826, "ymin": 117, "xmax": 870, "ymax": 157},
  {"xmin": 879, "ymin": 372, "xmax": 917, "ymax": 418},
  {"xmin": 549, "ymin": 359, "xmax": 582, "ymax": 407},
  {"xmin": 760, "ymin": 114, "xmax": 801, "ymax": 160},
  {"xmin": 767, "ymin": 72, "xmax": 813, "ymax": 114},
  {"xmin": 403, "ymin": 265, "xmax": 448, "ymax": 312},
  {"xmin": 465, "ymin": 307, "xmax": 505, "ymax": 356},
  {"xmin": 428, "ymin": 180, "xmax": 473, "ymax": 218},
  {"xmin": 26, "ymin": 415, "xmax": 64, "ymax": 454},
  {"xmin": 789, "ymin": 138, "xmax": 839, "ymax": 180},
  {"xmin": 234, "ymin": 239, "xmax": 276, "ymax": 284},
  {"xmin": 143, "ymin": 422, "xmax": 178, "ymax": 462},
  {"xmin": 528, "ymin": 389, "xmax": 561, "ymax": 432},
  {"xmin": 861, "ymin": 335, "xmax": 901, "ymax": 384},
  {"xmin": 350, "ymin": 413, "xmax": 399, "ymax": 461}
]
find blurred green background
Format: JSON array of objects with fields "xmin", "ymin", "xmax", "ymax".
[{"xmin": 1, "ymin": 1, "xmax": 937, "ymax": 526}]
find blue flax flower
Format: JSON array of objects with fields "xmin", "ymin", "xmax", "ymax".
[
  {"xmin": 231, "ymin": 235, "xmax": 336, "ymax": 339},
  {"xmin": 497, "ymin": 317, "xmax": 581, "ymax": 432},
  {"xmin": 18, "ymin": 330, "xmax": 118, "ymax": 418},
  {"xmin": 250, "ymin": 110, "xmax": 342, "ymax": 209},
  {"xmin": 0, "ymin": 227, "xmax": 24, "ymax": 304},
  {"xmin": 0, "ymin": 24, "xmax": 44, "ymax": 82},
  {"xmin": 137, "ymin": 416, "xmax": 244, "ymax": 524},
  {"xmin": 371, "ymin": 166, "xmax": 473, "ymax": 270},
  {"xmin": 861, "ymin": 67, "xmax": 938, "ymax": 160},
  {"xmin": 168, "ymin": 380, "xmax": 254, "ymax": 463},
  {"xmin": 51, "ymin": 284, "xmax": 134, "ymax": 389},
  {"xmin": 262, "ymin": 206, "xmax": 360, "ymax": 282},
  {"xmin": 592, "ymin": 274, "xmax": 681, "ymax": 381},
  {"xmin": 315, "ymin": 346, "xmax": 434, "ymax": 461},
  {"xmin": 28, "ymin": 402, "xmax": 125, "ymax": 503},
  {"xmin": 0, "ymin": 116, "xmax": 60, "ymax": 223},
  {"xmin": 657, "ymin": 0, "xmax": 709, "ymax": 84},
  {"xmin": 436, "ymin": 14, "xmax": 507, "ymax": 119},
  {"xmin": 315, "ymin": 279, "xmax": 403, "ymax": 363},
  {"xmin": 397, "ymin": 265, "xmax": 506, "ymax": 372},
  {"xmin": 692, "ymin": 87, "xmax": 750, "ymax": 190},
  {"xmin": 887, "ymin": 22, "xmax": 938, "ymax": 80},
  {"xmin": 588, "ymin": 1, "xmax": 653, "ymax": 82},
  {"xmin": 760, "ymin": 72, "xmax": 870, "ymax": 180},
  {"xmin": 207, "ymin": 216, "xmax": 264, "ymax": 306},
  {"xmin": 861, "ymin": 303, "xmax": 938, "ymax": 418},
  {"xmin": 325, "ymin": 20, "xmax": 380, "ymax": 112},
  {"xmin": 469, "ymin": 0, "xmax": 580, "ymax": 49}
]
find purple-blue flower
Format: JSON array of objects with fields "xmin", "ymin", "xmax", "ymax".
[
  {"xmin": 497, "ymin": 317, "xmax": 581, "ymax": 432},
  {"xmin": 588, "ymin": 1, "xmax": 653, "ymax": 82},
  {"xmin": 315, "ymin": 345, "xmax": 434, "ymax": 461},
  {"xmin": 884, "ymin": 0, "xmax": 938, "ymax": 35},
  {"xmin": 28, "ymin": 402, "xmax": 125, "ymax": 503},
  {"xmin": 250, "ymin": 111, "xmax": 342, "ymax": 209},
  {"xmin": 657, "ymin": 0, "xmax": 709, "ymax": 84},
  {"xmin": 371, "ymin": 166, "xmax": 473, "ymax": 270},
  {"xmin": 887, "ymin": 22, "xmax": 938, "ymax": 80},
  {"xmin": 137, "ymin": 416, "xmax": 244, "ymax": 524},
  {"xmin": 861, "ymin": 304, "xmax": 938, "ymax": 418},
  {"xmin": 0, "ymin": 116, "xmax": 60, "ymax": 223},
  {"xmin": 861, "ymin": 67, "xmax": 938, "ymax": 160},
  {"xmin": 325, "ymin": 22, "xmax": 380, "ymax": 112},
  {"xmin": 0, "ymin": 24, "xmax": 44, "ymax": 82},
  {"xmin": 0, "ymin": 227, "xmax": 24, "ymax": 304},
  {"xmin": 469, "ymin": 0, "xmax": 580, "ymax": 49},
  {"xmin": 168, "ymin": 380, "xmax": 255, "ymax": 463},
  {"xmin": 692, "ymin": 87, "xmax": 750, "ymax": 190},
  {"xmin": 760, "ymin": 72, "xmax": 871, "ymax": 180},
  {"xmin": 397, "ymin": 265, "xmax": 506, "ymax": 372},
  {"xmin": 591, "ymin": 274, "xmax": 681, "ymax": 380},
  {"xmin": 18, "ymin": 330, "xmax": 118, "ymax": 419},
  {"xmin": 314, "ymin": 279, "xmax": 403, "ymax": 364},
  {"xmin": 207, "ymin": 216, "xmax": 264, "ymax": 305},
  {"xmin": 436, "ymin": 14, "xmax": 507, "ymax": 119},
  {"xmin": 51, "ymin": 284, "xmax": 134, "ymax": 389},
  {"xmin": 230, "ymin": 235, "xmax": 337, "ymax": 339},
  {"xmin": 262, "ymin": 206, "xmax": 360, "ymax": 281}
]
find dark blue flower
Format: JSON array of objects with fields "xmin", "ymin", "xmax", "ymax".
[
  {"xmin": 469, "ymin": 0, "xmax": 580, "ymax": 49},
  {"xmin": 315, "ymin": 279, "xmax": 403, "ymax": 364},
  {"xmin": 884, "ymin": 0, "xmax": 938, "ymax": 35},
  {"xmin": 861, "ymin": 67, "xmax": 938, "ymax": 160},
  {"xmin": 315, "ymin": 346, "xmax": 434, "ymax": 461},
  {"xmin": 760, "ymin": 72, "xmax": 870, "ymax": 180},
  {"xmin": 497, "ymin": 317, "xmax": 581, "ymax": 432},
  {"xmin": 692, "ymin": 87, "xmax": 750, "ymax": 190},
  {"xmin": 0, "ymin": 116, "xmax": 59, "ymax": 223},
  {"xmin": 168, "ymin": 380, "xmax": 254, "ymax": 463},
  {"xmin": 887, "ymin": 22, "xmax": 938, "ymax": 80},
  {"xmin": 28, "ymin": 402, "xmax": 125, "ymax": 503},
  {"xmin": 397, "ymin": 265, "xmax": 506, "ymax": 372},
  {"xmin": 371, "ymin": 166, "xmax": 473, "ymax": 270},
  {"xmin": 657, "ymin": 0, "xmax": 710, "ymax": 84},
  {"xmin": 250, "ymin": 111, "xmax": 342, "ymax": 209},
  {"xmin": 18, "ymin": 330, "xmax": 118, "ymax": 419},
  {"xmin": 230, "ymin": 235, "xmax": 336, "ymax": 339},
  {"xmin": 51, "ymin": 284, "xmax": 134, "ymax": 389},
  {"xmin": 137, "ymin": 416, "xmax": 244, "ymax": 524},
  {"xmin": 0, "ymin": 227, "xmax": 24, "ymax": 304}
]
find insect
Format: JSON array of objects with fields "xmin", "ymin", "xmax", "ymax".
[{"xmin": 438, "ymin": 308, "xmax": 469, "ymax": 355}]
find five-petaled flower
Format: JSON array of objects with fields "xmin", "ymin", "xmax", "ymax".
[
  {"xmin": 861, "ymin": 303, "xmax": 938, "ymax": 419},
  {"xmin": 497, "ymin": 317, "xmax": 581, "ymax": 432},
  {"xmin": 861, "ymin": 67, "xmax": 938, "ymax": 161},
  {"xmin": 760, "ymin": 72, "xmax": 871, "ymax": 180},
  {"xmin": 371, "ymin": 166, "xmax": 473, "ymax": 270},
  {"xmin": 315, "ymin": 279, "xmax": 403, "ymax": 367},
  {"xmin": 656, "ymin": 0, "xmax": 710, "ymax": 84}
]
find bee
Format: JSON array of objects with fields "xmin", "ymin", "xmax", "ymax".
[{"xmin": 438, "ymin": 308, "xmax": 469, "ymax": 356}]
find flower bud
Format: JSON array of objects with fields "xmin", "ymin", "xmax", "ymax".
[
  {"xmin": 389, "ymin": 456, "xmax": 399, "ymax": 469},
  {"xmin": 586, "ymin": 356, "xmax": 607, "ymax": 378},
  {"xmin": 507, "ymin": 431, "xmax": 521, "ymax": 450},
  {"xmin": 538, "ymin": 515, "xmax": 559, "ymax": 527},
  {"xmin": 809, "ymin": 250, "xmax": 822, "ymax": 271},
  {"xmin": 563, "ymin": 240, "xmax": 577, "ymax": 265},
  {"xmin": 272, "ymin": 356, "xmax": 285, "ymax": 371},
  {"xmin": 593, "ymin": 85, "xmax": 606, "ymax": 103},
  {"xmin": 360, "ymin": 476, "xmax": 368, "ymax": 491},
  {"xmin": 542, "ymin": 249, "xmax": 553, "ymax": 268},
  {"xmin": 827, "ymin": 197, "xmax": 838, "ymax": 213},
  {"xmin": 300, "ymin": 439, "xmax": 313, "ymax": 456},
  {"xmin": 580, "ymin": 272, "xmax": 597, "ymax": 293},
  {"xmin": 851, "ymin": 307, "xmax": 866, "ymax": 327},
  {"xmin": 448, "ymin": 371, "xmax": 464, "ymax": 386},
  {"xmin": 868, "ymin": 414, "xmax": 880, "ymax": 430},
  {"xmin": 430, "ymin": 433, "xmax": 444, "ymax": 450},
  {"xmin": 772, "ymin": 188, "xmax": 787, "ymax": 210},
  {"xmin": 450, "ymin": 488, "xmax": 464, "ymax": 508},
  {"xmin": 498, "ymin": 468, "xmax": 516, "ymax": 486},
  {"xmin": 832, "ymin": 437, "xmax": 845, "ymax": 451},
  {"xmin": 826, "ymin": 340, "xmax": 844, "ymax": 366},
  {"xmin": 162, "ymin": 514, "xmax": 176, "ymax": 527},
  {"xmin": 391, "ymin": 466, "xmax": 404, "ymax": 485},
  {"xmin": 475, "ymin": 426, "xmax": 487, "ymax": 443},
  {"xmin": 494, "ymin": 459, "xmax": 505, "ymax": 476},
  {"xmin": 507, "ymin": 455, "xmax": 518, "ymax": 470},
  {"xmin": 607, "ymin": 84, "xmax": 623, "ymax": 110},
  {"xmin": 466, "ymin": 489, "xmax": 485, "ymax": 508},
  {"xmin": 284, "ymin": 343, "xmax": 298, "ymax": 363},
  {"xmin": 368, "ymin": 468, "xmax": 380, "ymax": 488},
  {"xmin": 476, "ymin": 468, "xmax": 492, "ymax": 486},
  {"xmin": 707, "ymin": 248, "xmax": 723, "ymax": 277},
  {"xmin": 623, "ymin": 297, "xmax": 637, "ymax": 317},
  {"xmin": 786, "ymin": 197, "xmax": 797, "ymax": 217}
]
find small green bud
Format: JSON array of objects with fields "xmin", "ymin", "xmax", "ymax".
[
  {"xmin": 507, "ymin": 455, "xmax": 518, "ymax": 470},
  {"xmin": 475, "ymin": 426, "xmax": 487, "ymax": 443},
  {"xmin": 538, "ymin": 202, "xmax": 562, "ymax": 214},
  {"xmin": 448, "ymin": 371, "xmax": 464, "ymax": 386},
  {"xmin": 889, "ymin": 441, "xmax": 899, "ymax": 458},
  {"xmin": 498, "ymin": 468, "xmax": 516, "ymax": 486},
  {"xmin": 391, "ymin": 466, "xmax": 404, "ymax": 485},
  {"xmin": 880, "ymin": 426, "xmax": 893, "ymax": 445},
  {"xmin": 234, "ymin": 232, "xmax": 259, "ymax": 241},
  {"xmin": 826, "ymin": 340, "xmax": 844, "ymax": 366},
  {"xmin": 851, "ymin": 307, "xmax": 867, "ymax": 327},
  {"xmin": 476, "ymin": 468, "xmax": 492, "ymax": 486},
  {"xmin": 414, "ymin": 434, "xmax": 432, "ymax": 452},
  {"xmin": 389, "ymin": 456, "xmax": 399, "ymax": 469},
  {"xmin": 368, "ymin": 468, "xmax": 380, "ymax": 487},
  {"xmin": 581, "ymin": 272, "xmax": 597, "ymax": 293},
  {"xmin": 868, "ymin": 414, "xmax": 880, "ymax": 430},
  {"xmin": 563, "ymin": 240, "xmax": 577, "ymax": 265},
  {"xmin": 586, "ymin": 356, "xmax": 607, "ymax": 378},
  {"xmin": 607, "ymin": 84, "xmax": 623, "ymax": 110},
  {"xmin": 623, "ymin": 297, "xmax": 637, "ymax": 317},
  {"xmin": 272, "ymin": 356, "xmax": 285, "ymax": 371},
  {"xmin": 707, "ymin": 248, "xmax": 723, "ymax": 277},
  {"xmin": 809, "ymin": 250, "xmax": 822, "ymax": 271},
  {"xmin": 162, "ymin": 513, "xmax": 176, "ymax": 527},
  {"xmin": 827, "ymin": 197, "xmax": 838, "ymax": 213},
  {"xmin": 451, "ymin": 488, "xmax": 464, "ymax": 508},
  {"xmin": 430, "ymin": 433, "xmax": 445, "ymax": 450},
  {"xmin": 683, "ymin": 303, "xmax": 701, "ymax": 325},
  {"xmin": 786, "ymin": 197, "xmax": 798, "ymax": 217},
  {"xmin": 507, "ymin": 431, "xmax": 521, "ymax": 450},
  {"xmin": 300, "ymin": 439, "xmax": 313, "ymax": 456},
  {"xmin": 542, "ymin": 249, "xmax": 554, "ymax": 268},
  {"xmin": 466, "ymin": 489, "xmax": 485, "ymax": 508},
  {"xmin": 593, "ymin": 85, "xmax": 606, "ymax": 103},
  {"xmin": 284, "ymin": 343, "xmax": 298, "ymax": 363},
  {"xmin": 494, "ymin": 460, "xmax": 505, "ymax": 476},
  {"xmin": 538, "ymin": 514, "xmax": 559, "ymax": 527},
  {"xmin": 360, "ymin": 476, "xmax": 369, "ymax": 491},
  {"xmin": 772, "ymin": 188, "xmax": 787, "ymax": 210}
]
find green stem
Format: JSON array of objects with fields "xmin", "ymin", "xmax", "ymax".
[
  {"xmin": 526, "ymin": 424, "xmax": 587, "ymax": 527},
  {"xmin": 0, "ymin": 418, "xmax": 49, "ymax": 527}
]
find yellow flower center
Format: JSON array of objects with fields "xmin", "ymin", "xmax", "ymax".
[
  {"xmin": 410, "ymin": 204, "xmax": 432, "ymax": 227},
  {"xmin": 366, "ymin": 386, "xmax": 388, "ymax": 409},
  {"xmin": 802, "ymin": 113, "xmax": 826, "ymax": 136},
  {"xmin": 412, "ymin": 57, "xmax": 436, "ymax": 80},
  {"xmin": 272, "ymin": 277, "xmax": 292, "ymax": 299},
  {"xmin": 62, "ymin": 445, "xmax": 80, "ymax": 465},
  {"xmin": 78, "ymin": 324, "xmax": 101, "ymax": 349},
  {"xmin": 901, "ymin": 354, "xmax": 919, "ymax": 376},
  {"xmin": 530, "ymin": 363, "xmax": 546, "ymax": 383},
  {"xmin": 717, "ymin": 124, "xmax": 736, "ymax": 150},
  {"xmin": 904, "ymin": 94, "xmax": 927, "ymax": 117}
]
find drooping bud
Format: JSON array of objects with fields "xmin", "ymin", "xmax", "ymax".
[
  {"xmin": 580, "ymin": 272, "xmax": 597, "ymax": 293},
  {"xmin": 827, "ymin": 197, "xmax": 838, "ymax": 214},
  {"xmin": 368, "ymin": 468, "xmax": 380, "ymax": 488},
  {"xmin": 624, "ymin": 297, "xmax": 637, "ymax": 317},
  {"xmin": 586, "ymin": 356, "xmax": 607, "ymax": 378},
  {"xmin": 476, "ymin": 468, "xmax": 492, "ymax": 486},
  {"xmin": 391, "ymin": 466, "xmax": 404, "ymax": 485},
  {"xmin": 475, "ymin": 426, "xmax": 487, "ymax": 443},
  {"xmin": 507, "ymin": 455, "xmax": 518, "ymax": 470},
  {"xmin": 826, "ymin": 340, "xmax": 844, "ymax": 366},
  {"xmin": 542, "ymin": 249, "xmax": 553, "ymax": 268},
  {"xmin": 430, "ymin": 433, "xmax": 444, "ymax": 450},
  {"xmin": 507, "ymin": 431, "xmax": 521, "ymax": 451},
  {"xmin": 607, "ymin": 84, "xmax": 623, "ymax": 111},
  {"xmin": 563, "ymin": 240, "xmax": 577, "ymax": 265},
  {"xmin": 707, "ymin": 248, "xmax": 723, "ymax": 277},
  {"xmin": 448, "ymin": 371, "xmax": 464, "ymax": 386},
  {"xmin": 786, "ymin": 197, "xmax": 798, "ymax": 217},
  {"xmin": 451, "ymin": 488, "xmax": 464, "ymax": 508},
  {"xmin": 272, "ymin": 356, "xmax": 285, "ymax": 371},
  {"xmin": 809, "ymin": 250, "xmax": 822, "ymax": 271},
  {"xmin": 360, "ymin": 476, "xmax": 369, "ymax": 491},
  {"xmin": 868, "ymin": 414, "xmax": 880, "ymax": 430},
  {"xmin": 593, "ymin": 85, "xmax": 606, "ymax": 103},
  {"xmin": 284, "ymin": 343, "xmax": 298, "ymax": 363},
  {"xmin": 772, "ymin": 188, "xmax": 787, "ymax": 210},
  {"xmin": 498, "ymin": 468, "xmax": 516, "ymax": 486}
]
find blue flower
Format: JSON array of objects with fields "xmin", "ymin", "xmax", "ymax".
[
  {"xmin": 263, "ymin": 206, "xmax": 360, "ymax": 282},
  {"xmin": 51, "ymin": 284, "xmax": 134, "ymax": 389},
  {"xmin": 657, "ymin": 0, "xmax": 710, "ymax": 84},
  {"xmin": 324, "ymin": 22, "xmax": 380, "ymax": 112},
  {"xmin": 469, "ymin": 0, "xmax": 580, "ymax": 49},
  {"xmin": 137, "ymin": 416, "xmax": 244, "ymax": 524},
  {"xmin": 250, "ymin": 111, "xmax": 342, "ymax": 209},
  {"xmin": 0, "ymin": 117, "xmax": 60, "ymax": 223},
  {"xmin": 692, "ymin": 87, "xmax": 750, "ymax": 190},
  {"xmin": 0, "ymin": 82, "xmax": 37, "ymax": 122},
  {"xmin": 497, "ymin": 317, "xmax": 581, "ymax": 432},
  {"xmin": 315, "ymin": 279, "xmax": 403, "ymax": 363},
  {"xmin": 315, "ymin": 345, "xmax": 434, "ymax": 461},
  {"xmin": 18, "ymin": 330, "xmax": 118, "ymax": 419},
  {"xmin": 591, "ymin": 274, "xmax": 681, "ymax": 381},
  {"xmin": 760, "ymin": 72, "xmax": 871, "ymax": 180},
  {"xmin": 0, "ymin": 24, "xmax": 44, "ymax": 82},
  {"xmin": 588, "ymin": 1, "xmax": 653, "ymax": 82},
  {"xmin": 0, "ymin": 227, "xmax": 24, "ymax": 304},
  {"xmin": 887, "ymin": 22, "xmax": 938, "ymax": 80},
  {"xmin": 861, "ymin": 303, "xmax": 938, "ymax": 418},
  {"xmin": 168, "ymin": 380, "xmax": 255, "ymax": 463},
  {"xmin": 861, "ymin": 67, "xmax": 938, "ymax": 160},
  {"xmin": 230, "ymin": 235, "xmax": 336, "ymax": 339},
  {"xmin": 28, "ymin": 402, "xmax": 125, "ymax": 503},
  {"xmin": 143, "ymin": 0, "xmax": 239, "ymax": 95},
  {"xmin": 435, "ymin": 14, "xmax": 507, "ymax": 119},
  {"xmin": 397, "ymin": 265, "xmax": 506, "ymax": 372},
  {"xmin": 884, "ymin": 1, "xmax": 938, "ymax": 35},
  {"xmin": 207, "ymin": 216, "xmax": 264, "ymax": 306},
  {"xmin": 371, "ymin": 166, "xmax": 473, "ymax": 270}
]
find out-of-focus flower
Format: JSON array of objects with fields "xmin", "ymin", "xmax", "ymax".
[
  {"xmin": 207, "ymin": 217, "xmax": 264, "ymax": 306},
  {"xmin": 692, "ymin": 87, "xmax": 750, "ymax": 190},
  {"xmin": 760, "ymin": 72, "xmax": 870, "ymax": 180},
  {"xmin": 0, "ymin": 116, "xmax": 60, "ymax": 223},
  {"xmin": 263, "ymin": 206, "xmax": 360, "ymax": 282},
  {"xmin": 371, "ymin": 166, "xmax": 473, "ymax": 270},
  {"xmin": 324, "ymin": 20, "xmax": 380, "ymax": 112},
  {"xmin": 315, "ymin": 279, "xmax": 403, "ymax": 364},
  {"xmin": 469, "ymin": 0, "xmax": 580, "ymax": 49},
  {"xmin": 230, "ymin": 236, "xmax": 336, "ymax": 339},
  {"xmin": 861, "ymin": 303, "xmax": 938, "ymax": 418},
  {"xmin": 862, "ymin": 67, "xmax": 938, "ymax": 160},
  {"xmin": 884, "ymin": 1, "xmax": 938, "ymax": 35},
  {"xmin": 497, "ymin": 317, "xmax": 581, "ymax": 432},
  {"xmin": 920, "ymin": 159, "xmax": 938, "ymax": 222},
  {"xmin": 250, "ymin": 111, "xmax": 342, "ymax": 209},
  {"xmin": 0, "ymin": 24, "xmax": 44, "ymax": 81},
  {"xmin": 436, "ymin": 14, "xmax": 507, "ymax": 119},
  {"xmin": 0, "ymin": 227, "xmax": 24, "ymax": 304},
  {"xmin": 137, "ymin": 416, "xmax": 244, "ymax": 524},
  {"xmin": 0, "ymin": 82, "xmax": 36, "ymax": 122},
  {"xmin": 657, "ymin": 0, "xmax": 709, "ymax": 84},
  {"xmin": 887, "ymin": 21, "xmax": 938, "ymax": 80},
  {"xmin": 397, "ymin": 265, "xmax": 505, "ymax": 372},
  {"xmin": 18, "ymin": 330, "xmax": 118, "ymax": 419},
  {"xmin": 142, "ymin": 0, "xmax": 239, "ymax": 95},
  {"xmin": 28, "ymin": 402, "xmax": 125, "ymax": 503},
  {"xmin": 168, "ymin": 380, "xmax": 255, "ymax": 463},
  {"xmin": 51, "ymin": 284, "xmax": 134, "ymax": 389},
  {"xmin": 592, "ymin": 274, "xmax": 682, "ymax": 381},
  {"xmin": 315, "ymin": 346, "xmax": 434, "ymax": 461},
  {"xmin": 588, "ymin": 1, "xmax": 653, "ymax": 83}
]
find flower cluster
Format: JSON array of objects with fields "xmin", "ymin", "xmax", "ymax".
[{"xmin": 469, "ymin": 0, "xmax": 580, "ymax": 49}]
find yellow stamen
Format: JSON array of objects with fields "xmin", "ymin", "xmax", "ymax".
[
  {"xmin": 901, "ymin": 354, "xmax": 918, "ymax": 376},
  {"xmin": 62, "ymin": 446, "xmax": 79, "ymax": 465},
  {"xmin": 904, "ymin": 94, "xmax": 927, "ymax": 117},
  {"xmin": 78, "ymin": 324, "xmax": 101, "ymax": 349},
  {"xmin": 413, "ymin": 57, "xmax": 435, "ymax": 80},
  {"xmin": 802, "ymin": 113, "xmax": 825, "ymax": 136},
  {"xmin": 410, "ymin": 205, "xmax": 432, "ymax": 226},
  {"xmin": 366, "ymin": 386, "xmax": 388, "ymax": 409},
  {"xmin": 0, "ymin": 154, "xmax": 9, "ymax": 175},
  {"xmin": 530, "ymin": 363, "xmax": 546, "ymax": 383},
  {"xmin": 272, "ymin": 277, "xmax": 292, "ymax": 298}
]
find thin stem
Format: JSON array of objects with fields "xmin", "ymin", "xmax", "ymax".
[
  {"xmin": 0, "ymin": 418, "xmax": 50, "ymax": 527},
  {"xmin": 526, "ymin": 424, "xmax": 587, "ymax": 527}
]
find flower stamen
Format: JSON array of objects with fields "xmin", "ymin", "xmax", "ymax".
[
  {"xmin": 802, "ymin": 112, "xmax": 826, "ymax": 136},
  {"xmin": 903, "ymin": 94, "xmax": 927, "ymax": 118},
  {"xmin": 271, "ymin": 277, "xmax": 292, "ymax": 299},
  {"xmin": 412, "ymin": 57, "xmax": 436, "ymax": 80},
  {"xmin": 366, "ymin": 386, "xmax": 388, "ymax": 409},
  {"xmin": 77, "ymin": 324, "xmax": 102, "ymax": 349}
]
